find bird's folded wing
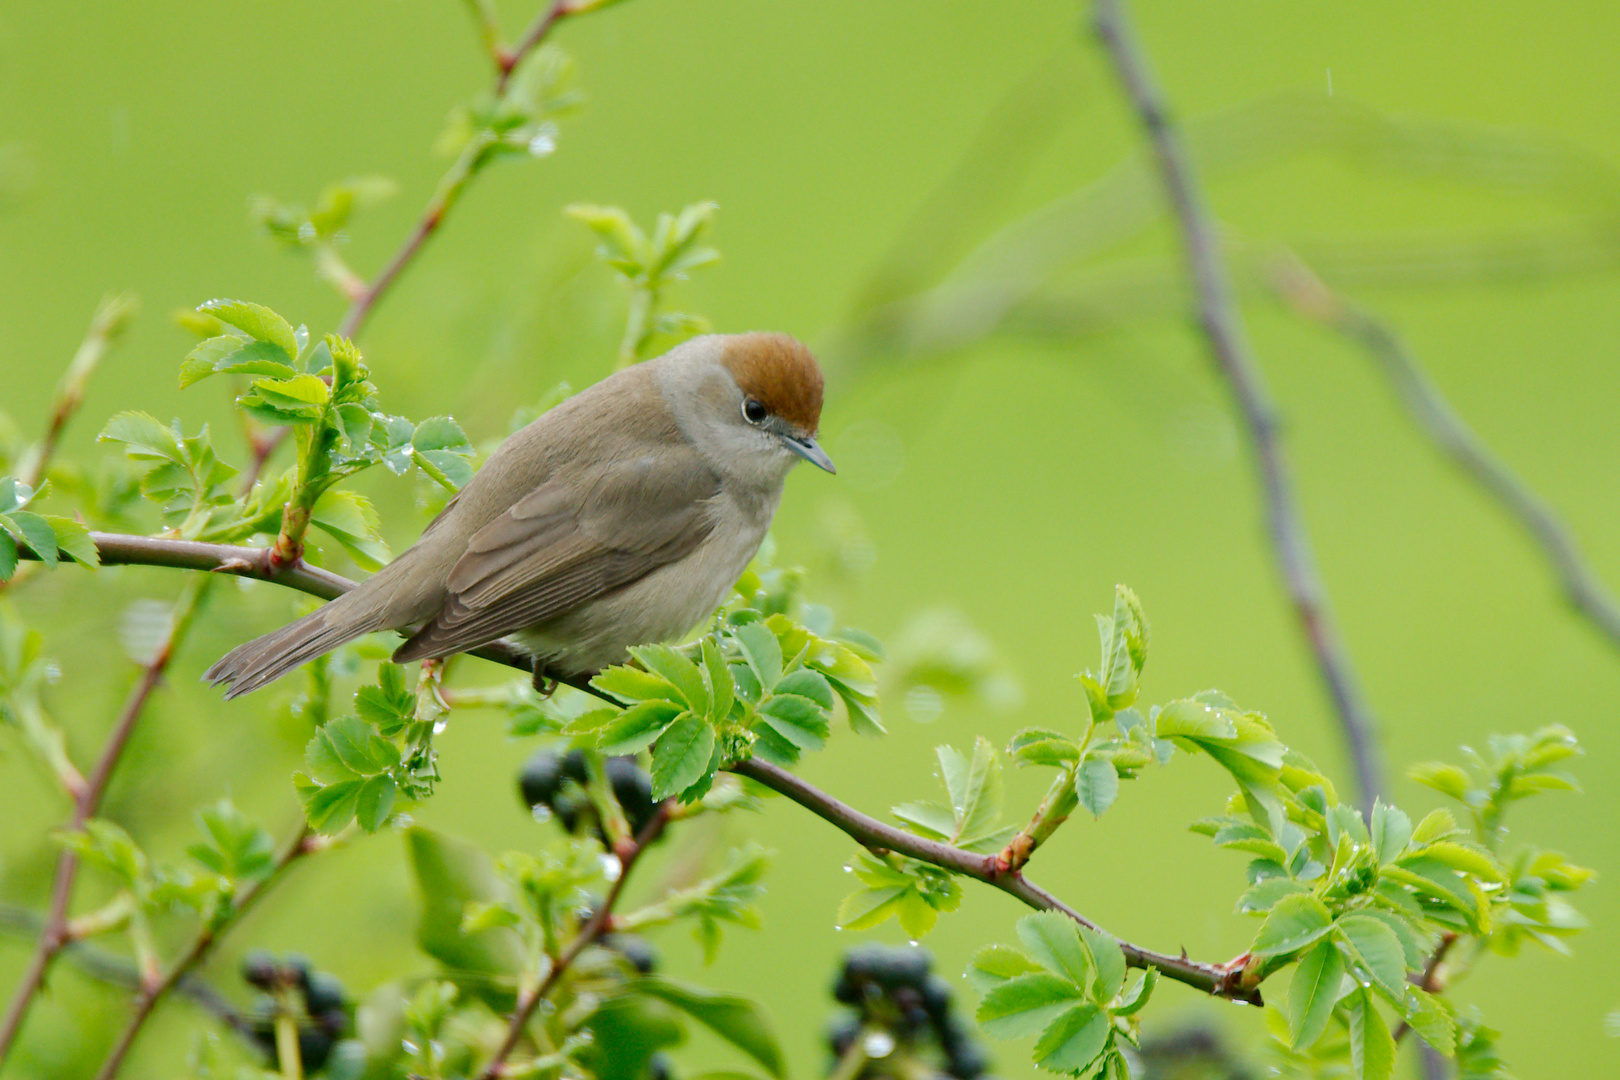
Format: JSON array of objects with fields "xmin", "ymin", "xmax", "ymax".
[{"xmin": 393, "ymin": 451, "xmax": 721, "ymax": 662}]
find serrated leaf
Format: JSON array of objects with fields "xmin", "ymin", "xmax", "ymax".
[
  {"xmin": 1252, "ymin": 893, "xmax": 1334, "ymax": 958},
  {"xmin": 649, "ymin": 712, "xmax": 715, "ymax": 801},
  {"xmin": 632, "ymin": 644, "xmax": 709, "ymax": 715},
  {"xmin": 311, "ymin": 488, "xmax": 390, "ymax": 570},
  {"xmin": 1410, "ymin": 808, "xmax": 1461, "ymax": 845},
  {"xmin": 1078, "ymin": 924, "xmax": 1125, "ymax": 1001},
  {"xmin": 701, "ymin": 638, "xmax": 736, "ymax": 722},
  {"xmin": 756, "ymin": 693, "xmax": 829, "ymax": 751},
  {"xmin": 299, "ymin": 778, "xmax": 362, "ymax": 833},
  {"xmin": 356, "ymin": 774, "xmax": 397, "ymax": 832},
  {"xmin": 1404, "ymin": 987, "xmax": 1456, "ymax": 1055},
  {"xmin": 773, "ymin": 667, "xmax": 833, "ymax": 710},
  {"xmin": 99, "ymin": 411, "xmax": 182, "ymax": 463},
  {"xmin": 1115, "ymin": 968, "xmax": 1157, "ymax": 1016},
  {"xmin": 1288, "ymin": 940, "xmax": 1347, "ymax": 1049},
  {"xmin": 1076, "ymin": 755, "xmax": 1119, "ymax": 818},
  {"xmin": 836, "ymin": 886, "xmax": 906, "ymax": 931},
  {"xmin": 45, "ymin": 517, "xmax": 98, "ymax": 568},
  {"xmin": 4, "ymin": 512, "xmax": 57, "ymax": 566},
  {"xmin": 320, "ymin": 714, "xmax": 401, "ymax": 775},
  {"xmin": 1336, "ymin": 915, "xmax": 1408, "ymax": 998},
  {"xmin": 599, "ymin": 699, "xmax": 682, "ymax": 755},
  {"xmin": 1409, "ymin": 762, "xmax": 1472, "ymax": 801},
  {"xmin": 198, "ymin": 298, "xmax": 298, "ymax": 357},
  {"xmin": 1016, "ymin": 911, "xmax": 1091, "ymax": 988},
  {"xmin": 1347, "ymin": 989, "xmax": 1395, "ymax": 1080},
  {"xmin": 594, "ymin": 664, "xmax": 684, "ymax": 705},
  {"xmin": 975, "ymin": 973, "xmax": 1085, "ymax": 1039},
  {"xmin": 1034, "ymin": 1004, "xmax": 1109, "ymax": 1074},
  {"xmin": 1370, "ymin": 801, "xmax": 1413, "ymax": 865},
  {"xmin": 733, "ymin": 621, "xmax": 783, "ymax": 690},
  {"xmin": 966, "ymin": 944, "xmax": 1043, "ymax": 992},
  {"xmin": 1154, "ymin": 699, "xmax": 1238, "ymax": 741}
]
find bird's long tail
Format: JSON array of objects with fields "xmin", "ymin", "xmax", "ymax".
[{"xmin": 203, "ymin": 588, "xmax": 394, "ymax": 700}]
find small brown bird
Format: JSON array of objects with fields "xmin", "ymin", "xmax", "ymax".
[{"xmin": 204, "ymin": 333, "xmax": 833, "ymax": 698}]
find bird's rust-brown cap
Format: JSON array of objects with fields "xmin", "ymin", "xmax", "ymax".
[{"xmin": 720, "ymin": 332, "xmax": 824, "ymax": 434}]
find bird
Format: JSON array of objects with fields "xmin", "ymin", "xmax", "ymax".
[{"xmin": 203, "ymin": 332, "xmax": 834, "ymax": 699}]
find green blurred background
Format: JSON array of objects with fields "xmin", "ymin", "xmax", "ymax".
[{"xmin": 3, "ymin": 0, "xmax": 1619, "ymax": 1076}]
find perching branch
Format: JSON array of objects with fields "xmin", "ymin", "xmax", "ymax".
[
  {"xmin": 92, "ymin": 823, "xmax": 318, "ymax": 1080},
  {"xmin": 21, "ymin": 530, "xmax": 1262, "ymax": 1005},
  {"xmin": 477, "ymin": 803, "xmax": 672, "ymax": 1079},
  {"xmin": 1091, "ymin": 0, "xmax": 1385, "ymax": 812},
  {"xmin": 0, "ymin": 574, "xmax": 211, "ymax": 1067},
  {"xmin": 1270, "ymin": 254, "xmax": 1620, "ymax": 654},
  {"xmin": 727, "ymin": 758, "xmax": 1263, "ymax": 1005}
]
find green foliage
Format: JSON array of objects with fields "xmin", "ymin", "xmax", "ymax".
[
  {"xmin": 0, "ymin": 475, "xmax": 99, "ymax": 579},
  {"xmin": 568, "ymin": 200, "xmax": 721, "ymax": 365},
  {"xmin": 295, "ymin": 663, "xmax": 444, "ymax": 834},
  {"xmin": 575, "ymin": 601, "xmax": 879, "ymax": 805},
  {"xmin": 968, "ymin": 912, "xmax": 1154, "ymax": 1079}
]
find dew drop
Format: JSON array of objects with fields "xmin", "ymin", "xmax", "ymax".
[
  {"xmin": 600, "ymin": 852, "xmax": 623, "ymax": 882},
  {"xmin": 863, "ymin": 1032, "xmax": 896, "ymax": 1059},
  {"xmin": 528, "ymin": 122, "xmax": 559, "ymax": 157}
]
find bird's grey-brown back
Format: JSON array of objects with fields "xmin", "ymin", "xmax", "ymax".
[{"xmin": 204, "ymin": 332, "xmax": 828, "ymax": 697}]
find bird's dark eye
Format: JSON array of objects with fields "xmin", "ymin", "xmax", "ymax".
[{"xmin": 742, "ymin": 398, "xmax": 767, "ymax": 425}]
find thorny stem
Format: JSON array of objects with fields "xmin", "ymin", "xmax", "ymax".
[
  {"xmin": 0, "ymin": 574, "xmax": 211, "ymax": 1067},
  {"xmin": 728, "ymin": 758, "xmax": 1263, "ymax": 1005},
  {"xmin": 92, "ymin": 824, "xmax": 318, "ymax": 1080},
  {"xmin": 1091, "ymin": 0, "xmax": 1385, "ymax": 813},
  {"xmin": 478, "ymin": 804, "xmax": 671, "ymax": 1079},
  {"xmin": 21, "ymin": 531, "xmax": 1264, "ymax": 1006},
  {"xmin": 1271, "ymin": 254, "xmax": 1620, "ymax": 656}
]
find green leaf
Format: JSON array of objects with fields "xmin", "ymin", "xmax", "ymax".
[
  {"xmin": 599, "ymin": 699, "xmax": 683, "ymax": 755},
  {"xmin": 636, "ymin": 978, "xmax": 785, "ymax": 1079},
  {"xmin": 756, "ymin": 694, "xmax": 829, "ymax": 751},
  {"xmin": 1288, "ymin": 940, "xmax": 1347, "ymax": 1050},
  {"xmin": 1016, "ymin": 911, "xmax": 1092, "ymax": 988},
  {"xmin": 1008, "ymin": 727, "xmax": 1081, "ymax": 768},
  {"xmin": 1033, "ymin": 1004, "xmax": 1109, "ymax": 1074},
  {"xmin": 1411, "ymin": 808, "xmax": 1461, "ymax": 845},
  {"xmin": 319, "ymin": 714, "xmax": 401, "ymax": 775},
  {"xmin": 1370, "ymin": 801, "xmax": 1412, "ymax": 865},
  {"xmin": 405, "ymin": 827, "xmax": 523, "ymax": 980},
  {"xmin": 631, "ymin": 644, "xmax": 709, "ymax": 715},
  {"xmin": 965, "ymin": 944, "xmax": 1043, "ymax": 992},
  {"xmin": 311, "ymin": 488, "xmax": 391, "ymax": 570},
  {"xmin": 1114, "ymin": 968, "xmax": 1157, "ymax": 1016},
  {"xmin": 1404, "ymin": 987, "xmax": 1456, "ymax": 1055},
  {"xmin": 773, "ymin": 667, "xmax": 833, "ymax": 710},
  {"xmin": 594, "ymin": 664, "xmax": 685, "ymax": 706},
  {"xmin": 701, "ymin": 638, "xmax": 736, "ymax": 722},
  {"xmin": 1409, "ymin": 762, "xmax": 1472, "ymax": 801},
  {"xmin": 99, "ymin": 411, "xmax": 182, "ymax": 464},
  {"xmin": 836, "ymin": 886, "xmax": 906, "ymax": 931},
  {"xmin": 45, "ymin": 517, "xmax": 98, "ymax": 568},
  {"xmin": 649, "ymin": 712, "xmax": 715, "ymax": 800},
  {"xmin": 1154, "ymin": 699, "xmax": 1238, "ymax": 741},
  {"xmin": 0, "ymin": 533, "xmax": 16, "ymax": 580},
  {"xmin": 733, "ymin": 621, "xmax": 783, "ymax": 690},
  {"xmin": 4, "ymin": 511, "xmax": 58, "ymax": 566},
  {"xmin": 299, "ymin": 778, "xmax": 362, "ymax": 833},
  {"xmin": 1076, "ymin": 755, "xmax": 1119, "ymax": 818},
  {"xmin": 197, "ymin": 298, "xmax": 298, "ymax": 358},
  {"xmin": 1335, "ymin": 915, "xmax": 1408, "ymax": 998},
  {"xmin": 1236, "ymin": 876, "xmax": 1310, "ymax": 914},
  {"xmin": 1252, "ymin": 893, "xmax": 1334, "ymax": 958},
  {"xmin": 1347, "ymin": 989, "xmax": 1395, "ymax": 1080},
  {"xmin": 411, "ymin": 416, "xmax": 473, "ymax": 453},
  {"xmin": 356, "ymin": 774, "xmax": 398, "ymax": 832},
  {"xmin": 975, "ymin": 973, "xmax": 1086, "ymax": 1039},
  {"xmin": 1078, "ymin": 925, "xmax": 1125, "ymax": 1002},
  {"xmin": 179, "ymin": 336, "xmax": 298, "ymax": 388}
]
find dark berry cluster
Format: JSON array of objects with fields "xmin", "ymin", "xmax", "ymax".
[
  {"xmin": 239, "ymin": 951, "xmax": 348, "ymax": 1072},
  {"xmin": 519, "ymin": 748, "xmax": 659, "ymax": 840},
  {"xmin": 828, "ymin": 945, "xmax": 989, "ymax": 1080}
]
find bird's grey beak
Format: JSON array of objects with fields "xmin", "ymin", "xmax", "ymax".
[{"xmin": 786, "ymin": 434, "xmax": 836, "ymax": 474}]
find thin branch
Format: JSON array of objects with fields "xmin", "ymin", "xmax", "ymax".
[
  {"xmin": 15, "ymin": 531, "xmax": 544, "ymax": 681},
  {"xmin": 0, "ymin": 905, "xmax": 250, "ymax": 1037},
  {"xmin": 1270, "ymin": 255, "xmax": 1620, "ymax": 654},
  {"xmin": 92, "ymin": 823, "xmax": 317, "ymax": 1080},
  {"xmin": 727, "ymin": 758, "xmax": 1262, "ymax": 1004},
  {"xmin": 24, "ymin": 530, "xmax": 1262, "ymax": 1007},
  {"xmin": 1091, "ymin": 0, "xmax": 1385, "ymax": 812},
  {"xmin": 478, "ymin": 803, "xmax": 671, "ymax": 1079},
  {"xmin": 337, "ymin": 0, "xmax": 582, "ymax": 341},
  {"xmin": 0, "ymin": 575, "xmax": 210, "ymax": 1067},
  {"xmin": 17, "ymin": 294, "xmax": 138, "ymax": 490},
  {"xmin": 1393, "ymin": 932, "xmax": 1458, "ymax": 1043}
]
